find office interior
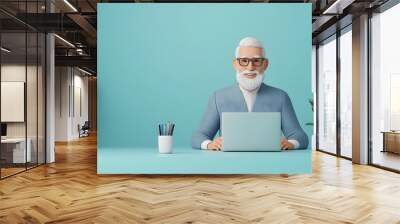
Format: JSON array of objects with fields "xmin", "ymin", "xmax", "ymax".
[
  {"xmin": 314, "ymin": 1, "xmax": 400, "ymax": 172},
  {"xmin": 0, "ymin": 0, "xmax": 399, "ymax": 222},
  {"xmin": 0, "ymin": 0, "xmax": 97, "ymax": 179}
]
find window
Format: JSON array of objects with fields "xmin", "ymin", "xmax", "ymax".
[
  {"xmin": 317, "ymin": 36, "xmax": 337, "ymax": 154},
  {"xmin": 371, "ymin": 2, "xmax": 400, "ymax": 171},
  {"xmin": 339, "ymin": 28, "xmax": 352, "ymax": 158}
]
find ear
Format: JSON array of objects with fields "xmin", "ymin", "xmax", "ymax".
[
  {"xmin": 262, "ymin": 58, "xmax": 269, "ymax": 72},
  {"xmin": 232, "ymin": 58, "xmax": 239, "ymax": 71}
]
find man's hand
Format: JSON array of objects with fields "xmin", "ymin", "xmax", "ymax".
[
  {"xmin": 207, "ymin": 137, "xmax": 223, "ymax": 151},
  {"xmin": 280, "ymin": 138, "xmax": 294, "ymax": 150}
]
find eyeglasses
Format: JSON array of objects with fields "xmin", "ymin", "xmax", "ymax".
[{"xmin": 236, "ymin": 58, "xmax": 266, "ymax": 67}]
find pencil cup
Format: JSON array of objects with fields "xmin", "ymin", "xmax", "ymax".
[{"xmin": 158, "ymin": 136, "xmax": 173, "ymax": 154}]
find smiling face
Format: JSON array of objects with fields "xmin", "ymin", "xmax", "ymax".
[{"xmin": 233, "ymin": 46, "xmax": 268, "ymax": 79}]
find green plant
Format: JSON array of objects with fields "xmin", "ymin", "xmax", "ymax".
[{"xmin": 305, "ymin": 98, "xmax": 314, "ymax": 126}]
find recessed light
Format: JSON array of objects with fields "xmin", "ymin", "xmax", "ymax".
[
  {"xmin": 1, "ymin": 47, "xmax": 11, "ymax": 53},
  {"xmin": 63, "ymin": 0, "xmax": 78, "ymax": 12},
  {"xmin": 54, "ymin": 34, "xmax": 75, "ymax": 48},
  {"xmin": 78, "ymin": 67, "xmax": 93, "ymax": 76}
]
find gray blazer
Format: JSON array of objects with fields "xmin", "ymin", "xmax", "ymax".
[{"xmin": 191, "ymin": 83, "xmax": 309, "ymax": 149}]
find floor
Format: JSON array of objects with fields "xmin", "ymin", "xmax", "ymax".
[
  {"xmin": 372, "ymin": 150, "xmax": 400, "ymax": 171},
  {"xmin": 1, "ymin": 163, "xmax": 43, "ymax": 178},
  {"xmin": 0, "ymin": 135, "xmax": 400, "ymax": 224},
  {"xmin": 0, "ymin": 167, "xmax": 25, "ymax": 178}
]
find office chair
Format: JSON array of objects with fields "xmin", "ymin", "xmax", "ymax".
[{"xmin": 78, "ymin": 121, "xmax": 90, "ymax": 138}]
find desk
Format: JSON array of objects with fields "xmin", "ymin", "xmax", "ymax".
[
  {"xmin": 1, "ymin": 138, "xmax": 31, "ymax": 163},
  {"xmin": 382, "ymin": 131, "xmax": 400, "ymax": 154},
  {"xmin": 98, "ymin": 147, "xmax": 312, "ymax": 174}
]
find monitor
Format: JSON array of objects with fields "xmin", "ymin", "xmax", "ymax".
[{"xmin": 1, "ymin": 123, "xmax": 7, "ymax": 137}]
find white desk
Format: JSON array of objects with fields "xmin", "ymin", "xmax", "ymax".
[{"xmin": 1, "ymin": 138, "xmax": 31, "ymax": 163}]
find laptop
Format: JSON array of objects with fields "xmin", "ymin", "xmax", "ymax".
[{"xmin": 221, "ymin": 112, "xmax": 281, "ymax": 151}]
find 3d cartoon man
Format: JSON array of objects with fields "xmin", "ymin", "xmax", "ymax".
[{"xmin": 191, "ymin": 37, "xmax": 309, "ymax": 151}]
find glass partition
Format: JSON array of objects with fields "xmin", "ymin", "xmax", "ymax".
[
  {"xmin": 317, "ymin": 35, "xmax": 337, "ymax": 155},
  {"xmin": 0, "ymin": 1, "xmax": 46, "ymax": 179},
  {"xmin": 1, "ymin": 31, "xmax": 28, "ymax": 177}
]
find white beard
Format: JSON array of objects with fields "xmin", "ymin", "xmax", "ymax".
[{"xmin": 236, "ymin": 70, "xmax": 265, "ymax": 92}]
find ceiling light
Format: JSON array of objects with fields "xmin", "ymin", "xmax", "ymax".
[
  {"xmin": 54, "ymin": 34, "xmax": 75, "ymax": 48},
  {"xmin": 323, "ymin": 0, "xmax": 354, "ymax": 15},
  {"xmin": 63, "ymin": 0, "xmax": 78, "ymax": 12},
  {"xmin": 76, "ymin": 48, "xmax": 85, "ymax": 55},
  {"xmin": 78, "ymin": 67, "xmax": 93, "ymax": 76},
  {"xmin": 1, "ymin": 47, "xmax": 11, "ymax": 53}
]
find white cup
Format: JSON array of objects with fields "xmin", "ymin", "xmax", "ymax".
[{"xmin": 158, "ymin": 135, "xmax": 173, "ymax": 154}]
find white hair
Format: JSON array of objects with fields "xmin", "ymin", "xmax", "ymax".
[{"xmin": 235, "ymin": 37, "xmax": 265, "ymax": 58}]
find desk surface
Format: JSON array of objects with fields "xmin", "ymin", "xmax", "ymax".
[
  {"xmin": 381, "ymin": 131, "xmax": 400, "ymax": 134},
  {"xmin": 98, "ymin": 147, "xmax": 312, "ymax": 174},
  {"xmin": 1, "ymin": 138, "xmax": 27, "ymax": 143}
]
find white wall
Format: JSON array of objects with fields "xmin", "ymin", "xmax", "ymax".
[
  {"xmin": 55, "ymin": 66, "xmax": 70, "ymax": 141},
  {"xmin": 55, "ymin": 67, "xmax": 89, "ymax": 141},
  {"xmin": 1, "ymin": 65, "xmax": 26, "ymax": 130},
  {"xmin": 1, "ymin": 64, "xmax": 46, "ymax": 164},
  {"xmin": 71, "ymin": 72, "xmax": 89, "ymax": 139},
  {"xmin": 1, "ymin": 82, "xmax": 25, "ymax": 122},
  {"xmin": 1, "ymin": 65, "xmax": 42, "ymax": 138}
]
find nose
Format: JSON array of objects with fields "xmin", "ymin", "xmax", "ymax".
[{"xmin": 246, "ymin": 62, "xmax": 256, "ymax": 70}]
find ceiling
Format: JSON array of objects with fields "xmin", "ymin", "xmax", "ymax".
[{"xmin": 0, "ymin": 0, "xmax": 391, "ymax": 75}]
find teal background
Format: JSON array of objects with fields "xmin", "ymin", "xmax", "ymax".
[
  {"xmin": 98, "ymin": 147, "xmax": 312, "ymax": 174},
  {"xmin": 98, "ymin": 4, "xmax": 312, "ymax": 150}
]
